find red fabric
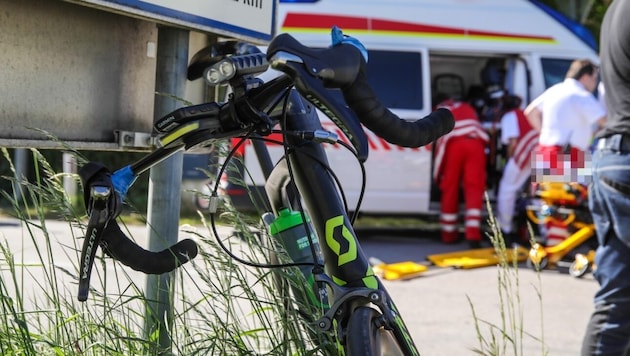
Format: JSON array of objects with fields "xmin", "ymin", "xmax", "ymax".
[
  {"xmin": 534, "ymin": 145, "xmax": 585, "ymax": 175},
  {"xmin": 441, "ymin": 99, "xmax": 479, "ymax": 120},
  {"xmin": 439, "ymin": 137, "xmax": 487, "ymax": 241},
  {"xmin": 544, "ymin": 219, "xmax": 569, "ymax": 246},
  {"xmin": 511, "ymin": 109, "xmax": 539, "ymax": 170},
  {"xmin": 433, "ymin": 100, "xmax": 489, "ymax": 181},
  {"xmin": 435, "ymin": 99, "xmax": 488, "ymax": 243}
]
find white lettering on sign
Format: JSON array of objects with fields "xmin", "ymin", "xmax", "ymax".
[{"xmin": 75, "ymin": 0, "xmax": 276, "ymax": 42}]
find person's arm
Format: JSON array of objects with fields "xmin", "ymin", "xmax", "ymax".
[
  {"xmin": 587, "ymin": 115, "xmax": 607, "ymax": 142},
  {"xmin": 500, "ymin": 111, "xmax": 519, "ymax": 158},
  {"xmin": 505, "ymin": 137, "xmax": 517, "ymax": 158},
  {"xmin": 584, "ymin": 94, "xmax": 607, "ymax": 133},
  {"xmin": 524, "ymin": 103, "xmax": 542, "ymax": 132},
  {"xmin": 595, "ymin": 115, "xmax": 607, "ymax": 128}
]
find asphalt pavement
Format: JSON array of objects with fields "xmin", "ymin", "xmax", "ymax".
[
  {"xmin": 356, "ymin": 231, "xmax": 597, "ymax": 356},
  {"xmin": 0, "ymin": 218, "xmax": 597, "ymax": 355}
]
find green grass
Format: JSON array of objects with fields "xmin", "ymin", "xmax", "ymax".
[
  {"xmin": 0, "ymin": 147, "xmax": 328, "ymax": 355},
  {"xmin": 467, "ymin": 194, "xmax": 548, "ymax": 356},
  {"xmin": 0, "ymin": 146, "xmax": 550, "ymax": 355}
]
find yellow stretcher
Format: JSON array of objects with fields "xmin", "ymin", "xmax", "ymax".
[
  {"xmin": 426, "ymin": 246, "xmax": 530, "ymax": 269},
  {"xmin": 525, "ymin": 182, "xmax": 597, "ymax": 277},
  {"xmin": 370, "ymin": 246, "xmax": 529, "ymax": 281},
  {"xmin": 527, "ymin": 222, "xmax": 596, "ymax": 274},
  {"xmin": 371, "ymin": 259, "xmax": 429, "ymax": 280}
]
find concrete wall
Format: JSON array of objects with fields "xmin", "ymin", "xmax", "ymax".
[{"xmin": 0, "ymin": 0, "xmax": 212, "ymax": 150}]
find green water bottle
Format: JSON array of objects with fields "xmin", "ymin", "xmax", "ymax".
[{"xmin": 265, "ymin": 208, "xmax": 328, "ymax": 308}]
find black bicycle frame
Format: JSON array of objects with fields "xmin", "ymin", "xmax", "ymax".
[
  {"xmin": 105, "ymin": 76, "xmax": 420, "ymax": 354},
  {"xmin": 256, "ymin": 90, "xmax": 419, "ymax": 355}
]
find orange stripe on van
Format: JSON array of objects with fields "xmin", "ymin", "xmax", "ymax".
[{"xmin": 282, "ymin": 13, "xmax": 556, "ymax": 44}]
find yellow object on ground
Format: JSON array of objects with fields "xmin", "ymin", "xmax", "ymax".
[
  {"xmin": 371, "ymin": 260, "xmax": 429, "ymax": 280},
  {"xmin": 426, "ymin": 246, "xmax": 530, "ymax": 269}
]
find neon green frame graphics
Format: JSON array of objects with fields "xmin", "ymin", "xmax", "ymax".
[
  {"xmin": 325, "ymin": 215, "xmax": 356, "ymax": 266},
  {"xmin": 325, "ymin": 215, "xmax": 378, "ymax": 289}
]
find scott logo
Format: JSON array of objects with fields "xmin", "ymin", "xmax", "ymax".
[{"xmin": 325, "ymin": 215, "xmax": 357, "ymax": 266}]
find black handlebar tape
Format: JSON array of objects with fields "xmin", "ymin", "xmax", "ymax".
[
  {"xmin": 342, "ymin": 67, "xmax": 454, "ymax": 148},
  {"xmin": 100, "ymin": 221, "xmax": 198, "ymax": 274}
]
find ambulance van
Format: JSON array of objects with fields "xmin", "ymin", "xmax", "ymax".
[{"xmin": 223, "ymin": 0, "xmax": 600, "ymax": 216}]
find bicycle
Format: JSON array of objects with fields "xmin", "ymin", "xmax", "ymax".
[{"xmin": 76, "ymin": 27, "xmax": 454, "ymax": 355}]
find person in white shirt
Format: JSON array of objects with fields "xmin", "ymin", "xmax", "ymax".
[
  {"xmin": 496, "ymin": 94, "xmax": 538, "ymax": 245},
  {"xmin": 525, "ymin": 59, "xmax": 606, "ymax": 182}
]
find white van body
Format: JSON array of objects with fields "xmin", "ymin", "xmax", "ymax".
[{"xmin": 235, "ymin": 0, "xmax": 599, "ymax": 216}]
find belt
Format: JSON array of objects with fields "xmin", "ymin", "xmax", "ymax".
[{"xmin": 596, "ymin": 133, "xmax": 630, "ymax": 153}]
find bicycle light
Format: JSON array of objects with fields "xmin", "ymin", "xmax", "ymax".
[
  {"xmin": 204, "ymin": 53, "xmax": 269, "ymax": 86},
  {"xmin": 205, "ymin": 60, "xmax": 236, "ymax": 85}
]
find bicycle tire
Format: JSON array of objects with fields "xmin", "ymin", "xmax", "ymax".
[{"xmin": 345, "ymin": 306, "xmax": 405, "ymax": 356}]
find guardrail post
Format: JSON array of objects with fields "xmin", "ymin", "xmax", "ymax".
[{"xmin": 143, "ymin": 25, "xmax": 189, "ymax": 354}]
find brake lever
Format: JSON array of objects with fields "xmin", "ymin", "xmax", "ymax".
[
  {"xmin": 270, "ymin": 56, "xmax": 369, "ymax": 161},
  {"xmin": 298, "ymin": 72, "xmax": 368, "ymax": 161},
  {"xmin": 77, "ymin": 185, "xmax": 112, "ymax": 302}
]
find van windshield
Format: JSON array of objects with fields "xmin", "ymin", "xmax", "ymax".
[
  {"xmin": 541, "ymin": 58, "xmax": 573, "ymax": 88},
  {"xmin": 365, "ymin": 50, "xmax": 424, "ymax": 110},
  {"xmin": 327, "ymin": 50, "xmax": 424, "ymax": 111}
]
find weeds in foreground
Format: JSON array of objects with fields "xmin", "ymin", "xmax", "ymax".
[
  {"xmin": 1, "ymin": 147, "xmax": 554, "ymax": 355},
  {"xmin": 0, "ymin": 147, "xmax": 324, "ymax": 355},
  {"xmin": 468, "ymin": 194, "xmax": 549, "ymax": 356}
]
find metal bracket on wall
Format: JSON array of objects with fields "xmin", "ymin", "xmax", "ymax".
[{"xmin": 115, "ymin": 130, "xmax": 154, "ymax": 149}]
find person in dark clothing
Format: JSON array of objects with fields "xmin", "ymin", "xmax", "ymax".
[{"xmin": 580, "ymin": 1, "xmax": 630, "ymax": 355}]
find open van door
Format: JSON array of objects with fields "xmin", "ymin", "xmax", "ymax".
[
  {"xmin": 216, "ymin": 0, "xmax": 600, "ymax": 217},
  {"xmin": 504, "ymin": 57, "xmax": 532, "ymax": 105}
]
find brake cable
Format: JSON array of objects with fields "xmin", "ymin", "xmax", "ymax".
[{"xmin": 204, "ymin": 92, "xmax": 367, "ymax": 271}]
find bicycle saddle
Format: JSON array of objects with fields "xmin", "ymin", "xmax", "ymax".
[{"xmin": 267, "ymin": 33, "xmax": 362, "ymax": 89}]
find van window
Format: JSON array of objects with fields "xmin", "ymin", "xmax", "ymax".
[
  {"xmin": 365, "ymin": 50, "xmax": 424, "ymax": 110},
  {"xmin": 541, "ymin": 58, "xmax": 573, "ymax": 88}
]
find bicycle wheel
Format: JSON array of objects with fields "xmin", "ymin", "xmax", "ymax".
[{"xmin": 345, "ymin": 306, "xmax": 405, "ymax": 356}]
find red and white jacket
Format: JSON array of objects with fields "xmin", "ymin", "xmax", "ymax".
[
  {"xmin": 433, "ymin": 100, "xmax": 490, "ymax": 180},
  {"xmin": 509, "ymin": 108, "xmax": 539, "ymax": 170}
]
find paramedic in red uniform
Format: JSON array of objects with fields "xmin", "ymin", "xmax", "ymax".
[
  {"xmin": 496, "ymin": 94, "xmax": 538, "ymax": 245},
  {"xmin": 434, "ymin": 96, "xmax": 489, "ymax": 248}
]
